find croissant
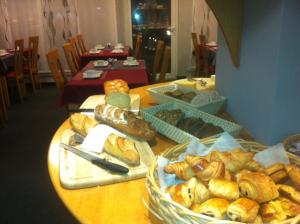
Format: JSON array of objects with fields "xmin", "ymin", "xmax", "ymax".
[
  {"xmin": 191, "ymin": 198, "xmax": 229, "ymax": 219},
  {"xmin": 211, "ymin": 148, "xmax": 254, "ymax": 173},
  {"xmin": 285, "ymin": 164, "xmax": 300, "ymax": 190},
  {"xmin": 194, "ymin": 179, "xmax": 211, "ymax": 204},
  {"xmin": 270, "ymin": 170, "xmax": 287, "ymax": 183},
  {"xmin": 277, "ymin": 184, "xmax": 300, "ymax": 204},
  {"xmin": 227, "ymin": 198, "xmax": 259, "ymax": 222},
  {"xmin": 208, "ymin": 178, "xmax": 239, "ymax": 201},
  {"xmin": 185, "ymin": 155, "xmax": 225, "ymax": 182},
  {"xmin": 164, "ymin": 161, "xmax": 195, "ymax": 180},
  {"xmin": 265, "ymin": 163, "xmax": 285, "ymax": 175},
  {"xmin": 244, "ymin": 159, "xmax": 265, "ymax": 172},
  {"xmin": 261, "ymin": 200, "xmax": 286, "ymax": 222},
  {"xmin": 165, "ymin": 177, "xmax": 197, "ymax": 208},
  {"xmin": 238, "ymin": 171, "xmax": 279, "ymax": 203},
  {"xmin": 277, "ymin": 197, "xmax": 300, "ymax": 217}
]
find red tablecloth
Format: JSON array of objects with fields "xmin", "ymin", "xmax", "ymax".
[
  {"xmin": 80, "ymin": 47, "xmax": 131, "ymax": 67},
  {"xmin": 59, "ymin": 60, "xmax": 149, "ymax": 106}
]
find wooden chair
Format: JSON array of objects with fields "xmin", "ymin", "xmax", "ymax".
[
  {"xmin": 68, "ymin": 36, "xmax": 80, "ymax": 61},
  {"xmin": 158, "ymin": 46, "xmax": 171, "ymax": 83},
  {"xmin": 134, "ymin": 34, "xmax": 142, "ymax": 59},
  {"xmin": 76, "ymin": 34, "xmax": 87, "ymax": 53},
  {"xmin": 152, "ymin": 40, "xmax": 165, "ymax": 82},
  {"xmin": 191, "ymin": 32, "xmax": 201, "ymax": 77},
  {"xmin": 46, "ymin": 48, "xmax": 68, "ymax": 94},
  {"xmin": 63, "ymin": 43, "xmax": 79, "ymax": 76},
  {"xmin": 199, "ymin": 34, "xmax": 209, "ymax": 76},
  {"xmin": 26, "ymin": 36, "xmax": 41, "ymax": 93},
  {"xmin": 6, "ymin": 39, "xmax": 27, "ymax": 103}
]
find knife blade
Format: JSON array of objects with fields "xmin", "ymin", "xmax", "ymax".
[
  {"xmin": 67, "ymin": 108, "xmax": 94, "ymax": 113},
  {"xmin": 60, "ymin": 143, "xmax": 129, "ymax": 174}
]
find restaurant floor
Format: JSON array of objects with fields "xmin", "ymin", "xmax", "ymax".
[{"xmin": 0, "ymin": 84, "xmax": 78, "ymax": 223}]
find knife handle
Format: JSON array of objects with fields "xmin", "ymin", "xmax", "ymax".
[{"xmin": 91, "ymin": 159, "xmax": 129, "ymax": 174}]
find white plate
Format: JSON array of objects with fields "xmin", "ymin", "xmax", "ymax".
[
  {"xmin": 123, "ymin": 60, "xmax": 139, "ymax": 66},
  {"xmin": 112, "ymin": 49, "xmax": 124, "ymax": 53},
  {"xmin": 83, "ymin": 70, "xmax": 103, "ymax": 79},
  {"xmin": 93, "ymin": 60, "xmax": 108, "ymax": 67},
  {"xmin": 94, "ymin": 44, "xmax": 105, "ymax": 50},
  {"xmin": 80, "ymin": 94, "xmax": 141, "ymax": 115},
  {"xmin": 89, "ymin": 49, "xmax": 102, "ymax": 54}
]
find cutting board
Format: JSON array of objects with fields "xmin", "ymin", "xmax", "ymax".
[{"xmin": 59, "ymin": 129, "xmax": 155, "ymax": 189}]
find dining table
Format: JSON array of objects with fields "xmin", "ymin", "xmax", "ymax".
[
  {"xmin": 48, "ymin": 82, "xmax": 252, "ymax": 224},
  {"xmin": 80, "ymin": 46, "xmax": 131, "ymax": 67},
  {"xmin": 59, "ymin": 59, "xmax": 149, "ymax": 107}
]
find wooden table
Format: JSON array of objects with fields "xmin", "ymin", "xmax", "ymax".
[
  {"xmin": 48, "ymin": 82, "xmax": 252, "ymax": 224},
  {"xmin": 48, "ymin": 83, "xmax": 176, "ymax": 224}
]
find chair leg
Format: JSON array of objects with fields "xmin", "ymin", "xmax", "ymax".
[
  {"xmin": 16, "ymin": 79, "xmax": 24, "ymax": 103},
  {"xmin": 34, "ymin": 72, "xmax": 42, "ymax": 89},
  {"xmin": 1, "ymin": 77, "xmax": 10, "ymax": 107},
  {"xmin": 0, "ymin": 82, "xmax": 8, "ymax": 121},
  {"xmin": 29, "ymin": 69, "xmax": 37, "ymax": 94}
]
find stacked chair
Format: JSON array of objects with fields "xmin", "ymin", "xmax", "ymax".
[
  {"xmin": 63, "ymin": 43, "xmax": 80, "ymax": 76},
  {"xmin": 76, "ymin": 34, "xmax": 87, "ymax": 54},
  {"xmin": 25, "ymin": 36, "xmax": 41, "ymax": 93},
  {"xmin": 6, "ymin": 39, "xmax": 27, "ymax": 103}
]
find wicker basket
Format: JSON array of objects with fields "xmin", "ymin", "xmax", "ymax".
[
  {"xmin": 145, "ymin": 137, "xmax": 300, "ymax": 224},
  {"xmin": 283, "ymin": 134, "xmax": 300, "ymax": 155}
]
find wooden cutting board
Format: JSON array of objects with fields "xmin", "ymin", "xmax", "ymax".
[{"xmin": 59, "ymin": 129, "xmax": 155, "ymax": 189}]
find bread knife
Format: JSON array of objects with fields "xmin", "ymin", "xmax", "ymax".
[
  {"xmin": 60, "ymin": 143, "xmax": 129, "ymax": 174},
  {"xmin": 68, "ymin": 108, "xmax": 94, "ymax": 113}
]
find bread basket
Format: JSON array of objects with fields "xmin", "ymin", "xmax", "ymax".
[
  {"xmin": 145, "ymin": 137, "xmax": 300, "ymax": 224},
  {"xmin": 283, "ymin": 134, "xmax": 300, "ymax": 156}
]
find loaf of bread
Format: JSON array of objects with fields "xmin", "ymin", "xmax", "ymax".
[
  {"xmin": 104, "ymin": 79, "xmax": 130, "ymax": 109},
  {"xmin": 104, "ymin": 133, "xmax": 140, "ymax": 166},
  {"xmin": 94, "ymin": 104, "xmax": 156, "ymax": 141}
]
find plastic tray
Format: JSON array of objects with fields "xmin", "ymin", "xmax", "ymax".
[
  {"xmin": 147, "ymin": 84, "xmax": 226, "ymax": 114},
  {"xmin": 141, "ymin": 102, "xmax": 242, "ymax": 143}
]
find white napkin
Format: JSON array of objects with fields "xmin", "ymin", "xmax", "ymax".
[{"xmin": 81, "ymin": 124, "xmax": 125, "ymax": 153}]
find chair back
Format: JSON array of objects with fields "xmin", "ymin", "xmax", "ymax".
[
  {"xmin": 191, "ymin": 32, "xmax": 201, "ymax": 77},
  {"xmin": 158, "ymin": 46, "xmax": 171, "ymax": 82},
  {"xmin": 46, "ymin": 48, "xmax": 68, "ymax": 93},
  {"xmin": 68, "ymin": 36, "xmax": 80, "ymax": 61},
  {"xmin": 63, "ymin": 43, "xmax": 79, "ymax": 76},
  {"xmin": 199, "ymin": 34, "xmax": 209, "ymax": 76},
  {"xmin": 152, "ymin": 40, "xmax": 165, "ymax": 77},
  {"xmin": 28, "ymin": 36, "xmax": 39, "ymax": 73},
  {"xmin": 77, "ymin": 34, "xmax": 87, "ymax": 53},
  {"xmin": 14, "ymin": 39, "xmax": 24, "ymax": 79},
  {"xmin": 134, "ymin": 34, "xmax": 142, "ymax": 59}
]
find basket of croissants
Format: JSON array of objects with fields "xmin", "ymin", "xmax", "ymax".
[{"xmin": 145, "ymin": 138, "xmax": 300, "ymax": 224}]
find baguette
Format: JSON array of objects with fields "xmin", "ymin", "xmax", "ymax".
[
  {"xmin": 70, "ymin": 113, "xmax": 98, "ymax": 136},
  {"xmin": 104, "ymin": 133, "xmax": 140, "ymax": 166},
  {"xmin": 94, "ymin": 104, "xmax": 156, "ymax": 141}
]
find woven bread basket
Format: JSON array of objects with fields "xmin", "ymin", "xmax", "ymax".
[
  {"xmin": 145, "ymin": 137, "xmax": 300, "ymax": 224},
  {"xmin": 283, "ymin": 134, "xmax": 300, "ymax": 154}
]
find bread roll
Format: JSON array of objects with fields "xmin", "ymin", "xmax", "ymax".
[
  {"xmin": 70, "ymin": 113, "xmax": 98, "ymax": 136},
  {"xmin": 104, "ymin": 79, "xmax": 129, "ymax": 95}
]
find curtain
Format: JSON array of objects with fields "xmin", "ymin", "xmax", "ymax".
[
  {"xmin": 191, "ymin": 0, "xmax": 218, "ymax": 43},
  {"xmin": 76, "ymin": 0, "xmax": 118, "ymax": 49},
  {"xmin": 0, "ymin": 0, "xmax": 12, "ymax": 49}
]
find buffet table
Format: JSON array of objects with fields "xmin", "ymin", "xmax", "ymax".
[{"xmin": 49, "ymin": 82, "xmax": 254, "ymax": 223}]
